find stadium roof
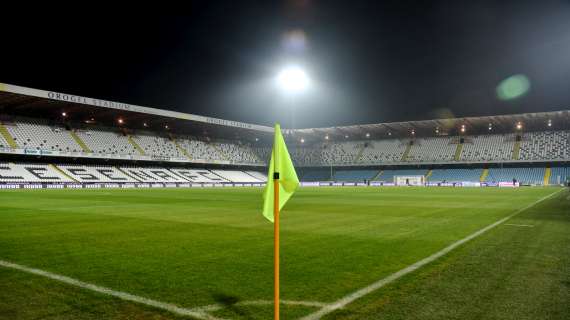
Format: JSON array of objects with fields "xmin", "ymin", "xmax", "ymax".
[
  {"xmin": 290, "ymin": 110, "xmax": 570, "ymax": 142},
  {"xmin": 0, "ymin": 82, "xmax": 274, "ymax": 141},
  {"xmin": 1, "ymin": 82, "xmax": 569, "ymax": 143}
]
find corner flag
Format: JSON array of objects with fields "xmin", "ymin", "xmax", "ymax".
[
  {"xmin": 262, "ymin": 123, "xmax": 299, "ymax": 222},
  {"xmin": 262, "ymin": 123, "xmax": 298, "ymax": 320}
]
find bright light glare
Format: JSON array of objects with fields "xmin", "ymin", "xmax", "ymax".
[{"xmin": 276, "ymin": 66, "xmax": 309, "ymax": 93}]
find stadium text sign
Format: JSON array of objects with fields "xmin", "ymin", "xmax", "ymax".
[{"xmin": 0, "ymin": 82, "xmax": 273, "ymax": 132}]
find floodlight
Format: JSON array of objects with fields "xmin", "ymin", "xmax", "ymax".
[
  {"xmin": 276, "ymin": 66, "xmax": 309, "ymax": 93},
  {"xmin": 61, "ymin": 112, "xmax": 67, "ymax": 117}
]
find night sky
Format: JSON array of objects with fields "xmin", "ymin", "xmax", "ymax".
[{"xmin": 1, "ymin": 1, "xmax": 570, "ymax": 128}]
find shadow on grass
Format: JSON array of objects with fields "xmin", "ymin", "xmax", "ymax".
[{"xmin": 212, "ymin": 292, "xmax": 252, "ymax": 318}]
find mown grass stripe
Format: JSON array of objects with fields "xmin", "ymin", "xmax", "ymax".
[
  {"xmin": 0, "ymin": 260, "xmax": 222, "ymax": 320},
  {"xmin": 300, "ymin": 188, "xmax": 564, "ymax": 320}
]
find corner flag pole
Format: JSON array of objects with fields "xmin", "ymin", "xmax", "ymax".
[
  {"xmin": 273, "ymin": 123, "xmax": 280, "ymax": 320},
  {"xmin": 273, "ymin": 171, "xmax": 280, "ymax": 320}
]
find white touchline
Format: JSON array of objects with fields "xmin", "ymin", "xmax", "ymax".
[
  {"xmin": 191, "ymin": 300, "xmax": 328, "ymax": 313},
  {"xmin": 504, "ymin": 223, "xmax": 534, "ymax": 227},
  {"xmin": 299, "ymin": 189, "xmax": 565, "ymax": 320},
  {"xmin": 0, "ymin": 260, "xmax": 223, "ymax": 320}
]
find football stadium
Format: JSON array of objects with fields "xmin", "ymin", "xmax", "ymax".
[{"xmin": 1, "ymin": 4, "xmax": 570, "ymax": 320}]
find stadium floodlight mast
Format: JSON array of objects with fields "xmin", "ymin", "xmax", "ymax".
[
  {"xmin": 276, "ymin": 66, "xmax": 309, "ymax": 93},
  {"xmin": 276, "ymin": 66, "xmax": 310, "ymax": 130}
]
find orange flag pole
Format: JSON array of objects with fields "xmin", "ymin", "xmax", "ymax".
[{"xmin": 273, "ymin": 172, "xmax": 280, "ymax": 320}]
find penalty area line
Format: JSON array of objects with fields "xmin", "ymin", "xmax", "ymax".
[
  {"xmin": 299, "ymin": 188, "xmax": 564, "ymax": 320},
  {"xmin": 0, "ymin": 260, "xmax": 222, "ymax": 320}
]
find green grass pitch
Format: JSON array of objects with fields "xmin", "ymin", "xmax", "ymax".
[{"xmin": 0, "ymin": 187, "xmax": 569, "ymax": 319}]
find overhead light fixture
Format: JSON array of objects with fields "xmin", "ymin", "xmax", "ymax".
[{"xmin": 276, "ymin": 66, "xmax": 310, "ymax": 93}]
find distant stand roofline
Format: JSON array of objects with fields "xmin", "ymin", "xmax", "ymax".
[
  {"xmin": 1, "ymin": 82, "xmax": 569, "ymax": 138},
  {"xmin": 0, "ymin": 82, "xmax": 274, "ymax": 133}
]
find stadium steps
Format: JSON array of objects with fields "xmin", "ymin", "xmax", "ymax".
[
  {"xmin": 212, "ymin": 143, "xmax": 230, "ymax": 161},
  {"xmin": 50, "ymin": 164, "xmax": 79, "ymax": 182},
  {"xmin": 480, "ymin": 168, "xmax": 489, "ymax": 182},
  {"xmin": 69, "ymin": 130, "xmax": 92, "ymax": 152},
  {"xmin": 127, "ymin": 135, "xmax": 146, "ymax": 155},
  {"xmin": 0, "ymin": 122, "xmax": 18, "ymax": 148},
  {"xmin": 401, "ymin": 142, "xmax": 412, "ymax": 161},
  {"xmin": 170, "ymin": 135, "xmax": 192, "ymax": 160},
  {"xmin": 355, "ymin": 144, "xmax": 367, "ymax": 163},
  {"xmin": 454, "ymin": 142, "xmax": 464, "ymax": 161},
  {"xmin": 372, "ymin": 170, "xmax": 383, "ymax": 180},
  {"xmin": 115, "ymin": 166, "xmax": 143, "ymax": 182},
  {"xmin": 544, "ymin": 167, "xmax": 551, "ymax": 186},
  {"xmin": 512, "ymin": 139, "xmax": 521, "ymax": 160}
]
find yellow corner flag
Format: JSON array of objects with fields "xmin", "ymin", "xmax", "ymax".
[
  {"xmin": 262, "ymin": 123, "xmax": 299, "ymax": 222},
  {"xmin": 263, "ymin": 123, "xmax": 299, "ymax": 320}
]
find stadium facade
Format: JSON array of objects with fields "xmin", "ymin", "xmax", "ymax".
[{"xmin": 0, "ymin": 82, "xmax": 569, "ymax": 188}]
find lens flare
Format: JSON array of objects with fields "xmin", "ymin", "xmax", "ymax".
[{"xmin": 497, "ymin": 74, "xmax": 530, "ymax": 100}]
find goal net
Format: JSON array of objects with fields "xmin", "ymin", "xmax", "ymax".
[{"xmin": 394, "ymin": 175, "xmax": 425, "ymax": 186}]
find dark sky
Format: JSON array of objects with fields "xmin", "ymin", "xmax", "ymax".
[{"xmin": 1, "ymin": 1, "xmax": 570, "ymax": 128}]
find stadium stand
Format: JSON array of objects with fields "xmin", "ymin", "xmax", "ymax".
[
  {"xmin": 3, "ymin": 116, "xmax": 570, "ymax": 167},
  {"xmin": 57, "ymin": 165, "xmax": 139, "ymax": 183},
  {"xmin": 7, "ymin": 118, "xmax": 81, "ymax": 152},
  {"xmin": 210, "ymin": 170, "xmax": 263, "ymax": 182},
  {"xmin": 0, "ymin": 163, "xmax": 74, "ymax": 183},
  {"xmin": 359, "ymin": 139, "xmax": 407, "ymax": 163},
  {"xmin": 300, "ymin": 168, "xmax": 333, "ymax": 181},
  {"xmin": 460, "ymin": 134, "xmax": 515, "ymax": 161},
  {"xmin": 169, "ymin": 168, "xmax": 229, "ymax": 183},
  {"xmin": 376, "ymin": 169, "xmax": 429, "ymax": 182},
  {"xmin": 549, "ymin": 166, "xmax": 570, "ymax": 185},
  {"xmin": 132, "ymin": 133, "xmax": 183, "ymax": 158},
  {"xmin": 1, "ymin": 83, "xmax": 569, "ymax": 187},
  {"xmin": 334, "ymin": 169, "xmax": 379, "ymax": 181},
  {"xmin": 406, "ymin": 137, "xmax": 456, "ymax": 162},
  {"xmin": 520, "ymin": 131, "xmax": 570, "ymax": 160},
  {"xmin": 428, "ymin": 168, "xmax": 483, "ymax": 182},
  {"xmin": 74, "ymin": 128, "xmax": 137, "ymax": 156},
  {"xmin": 119, "ymin": 166, "xmax": 190, "ymax": 183},
  {"xmin": 485, "ymin": 167, "xmax": 545, "ymax": 184}
]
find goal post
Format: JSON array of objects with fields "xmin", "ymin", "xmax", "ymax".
[{"xmin": 394, "ymin": 175, "xmax": 425, "ymax": 186}]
